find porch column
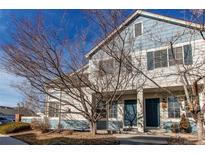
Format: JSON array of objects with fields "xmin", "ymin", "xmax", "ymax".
[
  {"xmin": 137, "ymin": 89, "xmax": 144, "ymax": 132},
  {"xmin": 199, "ymin": 92, "xmax": 205, "ymax": 119}
]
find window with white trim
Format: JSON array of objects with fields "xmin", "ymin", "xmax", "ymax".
[
  {"xmin": 109, "ymin": 101, "xmax": 118, "ymax": 118},
  {"xmin": 168, "ymin": 47, "xmax": 183, "ymax": 66},
  {"xmin": 154, "ymin": 49, "xmax": 168, "ymax": 68},
  {"xmin": 96, "ymin": 101, "xmax": 107, "ymax": 119},
  {"xmin": 147, "ymin": 44, "xmax": 192, "ymax": 70},
  {"xmin": 98, "ymin": 59, "xmax": 114, "ymax": 76},
  {"xmin": 123, "ymin": 55, "xmax": 132, "ymax": 73},
  {"xmin": 49, "ymin": 102, "xmax": 60, "ymax": 117},
  {"xmin": 168, "ymin": 96, "xmax": 180, "ymax": 118},
  {"xmin": 134, "ymin": 23, "xmax": 142, "ymax": 37}
]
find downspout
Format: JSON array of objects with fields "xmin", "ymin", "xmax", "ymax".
[
  {"xmin": 107, "ymin": 101, "xmax": 109, "ymax": 131},
  {"xmin": 58, "ymin": 89, "xmax": 62, "ymax": 130}
]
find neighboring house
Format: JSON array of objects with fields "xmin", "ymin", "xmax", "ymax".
[
  {"xmin": 0, "ymin": 106, "xmax": 36, "ymax": 120},
  {"xmin": 46, "ymin": 10, "xmax": 205, "ymax": 132}
]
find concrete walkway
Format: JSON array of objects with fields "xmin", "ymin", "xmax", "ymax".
[
  {"xmin": 0, "ymin": 134, "xmax": 28, "ymax": 145},
  {"xmin": 114, "ymin": 134, "xmax": 169, "ymax": 145}
]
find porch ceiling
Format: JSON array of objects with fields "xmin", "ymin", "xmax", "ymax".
[
  {"xmin": 143, "ymin": 83, "xmax": 204, "ymax": 94},
  {"xmin": 143, "ymin": 86, "xmax": 184, "ymax": 94}
]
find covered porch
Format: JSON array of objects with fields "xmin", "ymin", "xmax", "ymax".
[
  {"xmin": 97, "ymin": 85, "xmax": 199, "ymax": 134},
  {"xmin": 143, "ymin": 85, "xmax": 198, "ymax": 133},
  {"xmin": 96, "ymin": 89, "xmax": 144, "ymax": 132}
]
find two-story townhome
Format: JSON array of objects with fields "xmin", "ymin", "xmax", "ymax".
[{"xmin": 46, "ymin": 10, "xmax": 205, "ymax": 133}]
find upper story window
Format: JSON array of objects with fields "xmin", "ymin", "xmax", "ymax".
[
  {"xmin": 147, "ymin": 44, "xmax": 193, "ymax": 70},
  {"xmin": 123, "ymin": 55, "xmax": 132, "ymax": 73},
  {"xmin": 98, "ymin": 56, "xmax": 132, "ymax": 76},
  {"xmin": 168, "ymin": 96, "xmax": 180, "ymax": 118},
  {"xmin": 168, "ymin": 47, "xmax": 183, "ymax": 66},
  {"xmin": 184, "ymin": 44, "xmax": 193, "ymax": 65},
  {"xmin": 98, "ymin": 59, "xmax": 114, "ymax": 76},
  {"xmin": 134, "ymin": 23, "xmax": 142, "ymax": 37},
  {"xmin": 154, "ymin": 49, "xmax": 168, "ymax": 68}
]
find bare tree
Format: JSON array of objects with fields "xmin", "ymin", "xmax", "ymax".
[
  {"xmin": 3, "ymin": 9, "xmax": 204, "ymax": 138},
  {"xmin": 0, "ymin": 11, "xmax": 145, "ymax": 134},
  {"xmin": 174, "ymin": 9, "xmax": 205, "ymax": 140},
  {"xmin": 13, "ymin": 81, "xmax": 44, "ymax": 113}
]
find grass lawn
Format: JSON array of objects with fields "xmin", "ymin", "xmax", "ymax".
[{"xmin": 11, "ymin": 130, "xmax": 119, "ymax": 145}]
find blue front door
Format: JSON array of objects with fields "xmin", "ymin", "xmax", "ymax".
[
  {"xmin": 124, "ymin": 100, "xmax": 137, "ymax": 127},
  {"xmin": 145, "ymin": 98, "xmax": 160, "ymax": 127}
]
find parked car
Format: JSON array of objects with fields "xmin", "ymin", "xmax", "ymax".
[{"xmin": 0, "ymin": 117, "xmax": 13, "ymax": 125}]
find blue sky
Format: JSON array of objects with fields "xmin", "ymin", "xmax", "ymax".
[
  {"xmin": 0, "ymin": 9, "xmax": 198, "ymax": 107},
  {"xmin": 0, "ymin": 71, "xmax": 23, "ymax": 107}
]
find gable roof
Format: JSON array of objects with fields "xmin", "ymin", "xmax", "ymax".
[
  {"xmin": 85, "ymin": 10, "xmax": 205, "ymax": 59},
  {"xmin": 0, "ymin": 106, "xmax": 36, "ymax": 116},
  {"xmin": 45, "ymin": 63, "xmax": 89, "ymax": 88}
]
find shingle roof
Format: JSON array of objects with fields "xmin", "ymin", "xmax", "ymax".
[{"xmin": 0, "ymin": 106, "xmax": 36, "ymax": 116}]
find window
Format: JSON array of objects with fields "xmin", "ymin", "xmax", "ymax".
[
  {"xmin": 168, "ymin": 47, "xmax": 183, "ymax": 66},
  {"xmin": 168, "ymin": 96, "xmax": 180, "ymax": 118},
  {"xmin": 96, "ymin": 101, "xmax": 107, "ymax": 118},
  {"xmin": 98, "ymin": 59, "xmax": 114, "ymax": 76},
  {"xmin": 154, "ymin": 49, "xmax": 168, "ymax": 68},
  {"xmin": 184, "ymin": 44, "xmax": 193, "ymax": 65},
  {"xmin": 49, "ymin": 102, "xmax": 60, "ymax": 117},
  {"xmin": 109, "ymin": 101, "xmax": 118, "ymax": 118},
  {"xmin": 123, "ymin": 55, "xmax": 132, "ymax": 73},
  {"xmin": 135, "ymin": 23, "xmax": 142, "ymax": 37},
  {"xmin": 147, "ymin": 44, "xmax": 193, "ymax": 70},
  {"xmin": 181, "ymin": 96, "xmax": 192, "ymax": 117},
  {"xmin": 147, "ymin": 52, "xmax": 154, "ymax": 70},
  {"xmin": 184, "ymin": 106, "xmax": 192, "ymax": 117}
]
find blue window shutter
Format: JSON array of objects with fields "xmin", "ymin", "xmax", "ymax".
[
  {"xmin": 184, "ymin": 44, "xmax": 193, "ymax": 65},
  {"xmin": 147, "ymin": 52, "xmax": 154, "ymax": 70},
  {"xmin": 114, "ymin": 102, "xmax": 118, "ymax": 118}
]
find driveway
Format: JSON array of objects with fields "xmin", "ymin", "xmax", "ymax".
[
  {"xmin": 114, "ymin": 134, "xmax": 169, "ymax": 145},
  {"xmin": 0, "ymin": 134, "xmax": 28, "ymax": 145}
]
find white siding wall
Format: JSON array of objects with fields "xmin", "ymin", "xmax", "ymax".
[
  {"xmin": 89, "ymin": 39, "xmax": 205, "ymax": 90},
  {"xmin": 47, "ymin": 87, "xmax": 92, "ymax": 121},
  {"xmin": 46, "ymin": 14, "xmax": 205, "ymax": 131}
]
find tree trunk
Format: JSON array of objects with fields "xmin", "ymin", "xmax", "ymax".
[
  {"xmin": 90, "ymin": 121, "xmax": 97, "ymax": 135},
  {"xmin": 197, "ymin": 112, "xmax": 204, "ymax": 141}
]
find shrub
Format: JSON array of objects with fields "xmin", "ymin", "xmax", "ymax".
[
  {"xmin": 171, "ymin": 123, "xmax": 180, "ymax": 133},
  {"xmin": 30, "ymin": 118, "xmax": 41, "ymax": 130},
  {"xmin": 41, "ymin": 117, "xmax": 51, "ymax": 133},
  {"xmin": 179, "ymin": 114, "xmax": 192, "ymax": 133},
  {"xmin": 30, "ymin": 117, "xmax": 50, "ymax": 133},
  {"xmin": 0, "ymin": 122, "xmax": 31, "ymax": 134},
  {"xmin": 62, "ymin": 129, "xmax": 73, "ymax": 135}
]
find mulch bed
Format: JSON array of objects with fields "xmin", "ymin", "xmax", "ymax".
[
  {"xmin": 167, "ymin": 137, "xmax": 196, "ymax": 145},
  {"xmin": 11, "ymin": 130, "xmax": 204, "ymax": 145},
  {"xmin": 165, "ymin": 133, "xmax": 199, "ymax": 145},
  {"xmin": 11, "ymin": 130, "xmax": 119, "ymax": 145}
]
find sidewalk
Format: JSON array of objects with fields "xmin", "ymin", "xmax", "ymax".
[
  {"xmin": 0, "ymin": 134, "xmax": 28, "ymax": 145},
  {"xmin": 114, "ymin": 134, "xmax": 169, "ymax": 145}
]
